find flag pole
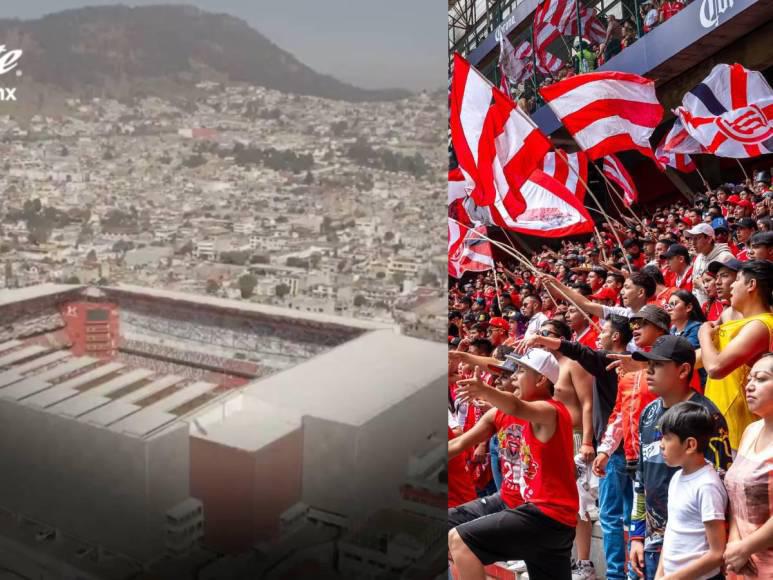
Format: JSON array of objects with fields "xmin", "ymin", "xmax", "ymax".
[
  {"xmin": 591, "ymin": 162, "xmax": 647, "ymax": 229},
  {"xmin": 556, "ymin": 150, "xmax": 633, "ymax": 271},
  {"xmin": 594, "ymin": 227, "xmax": 609, "ymax": 262},
  {"xmin": 735, "ymin": 159, "xmax": 750, "ymax": 183},
  {"xmin": 694, "ymin": 164, "xmax": 711, "ymax": 193},
  {"xmin": 492, "ymin": 264, "xmax": 503, "ymax": 313}
]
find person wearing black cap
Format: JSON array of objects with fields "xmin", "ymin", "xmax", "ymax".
[
  {"xmin": 623, "ymin": 238, "xmax": 646, "ymax": 270},
  {"xmin": 700, "ymin": 260, "xmax": 773, "ymax": 451},
  {"xmin": 731, "ymin": 217, "xmax": 756, "ymax": 261},
  {"xmin": 749, "ymin": 231, "xmax": 773, "ymax": 261},
  {"xmin": 627, "ymin": 336, "xmax": 732, "ymax": 579},
  {"xmin": 661, "ymin": 244, "xmax": 693, "ymax": 292}
]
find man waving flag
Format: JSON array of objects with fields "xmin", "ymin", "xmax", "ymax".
[
  {"xmin": 674, "ymin": 63, "xmax": 773, "ymax": 158},
  {"xmin": 540, "ymin": 71, "xmax": 663, "ymax": 160}
]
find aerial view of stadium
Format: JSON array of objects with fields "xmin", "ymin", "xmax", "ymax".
[{"xmin": 0, "ymin": 283, "xmax": 445, "ymax": 579}]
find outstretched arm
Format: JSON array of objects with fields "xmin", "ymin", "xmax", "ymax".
[
  {"xmin": 541, "ymin": 274, "xmax": 604, "ymax": 319},
  {"xmin": 448, "ymin": 408, "xmax": 497, "ymax": 459},
  {"xmin": 456, "ymin": 367, "xmax": 557, "ymax": 427}
]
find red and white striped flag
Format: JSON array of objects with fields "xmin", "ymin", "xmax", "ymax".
[
  {"xmin": 655, "ymin": 135, "xmax": 696, "ymax": 173},
  {"xmin": 540, "ymin": 71, "xmax": 663, "ymax": 160},
  {"xmin": 532, "ymin": 0, "xmax": 568, "ymax": 75},
  {"xmin": 674, "ymin": 63, "xmax": 773, "ymax": 158},
  {"xmin": 661, "ymin": 117, "xmax": 707, "ymax": 155},
  {"xmin": 567, "ymin": 3, "xmax": 607, "ymax": 44},
  {"xmin": 463, "ymin": 169, "xmax": 594, "ymax": 237},
  {"xmin": 448, "ymin": 166, "xmax": 469, "ymax": 206},
  {"xmin": 499, "ymin": 37, "xmax": 534, "ymax": 89},
  {"xmin": 603, "ymin": 155, "xmax": 638, "ymax": 207},
  {"xmin": 541, "ymin": 149, "xmax": 587, "ymax": 200},
  {"xmin": 449, "ymin": 224, "xmax": 495, "ymax": 278},
  {"xmin": 450, "ymin": 53, "xmax": 552, "ymax": 212}
]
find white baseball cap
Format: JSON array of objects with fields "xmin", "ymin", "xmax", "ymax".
[
  {"xmin": 506, "ymin": 349, "xmax": 560, "ymax": 384},
  {"xmin": 685, "ymin": 223, "xmax": 715, "ymax": 238}
]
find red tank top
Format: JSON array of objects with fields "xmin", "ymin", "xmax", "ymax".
[
  {"xmin": 448, "ymin": 427, "xmax": 477, "ymax": 508},
  {"xmin": 494, "ymin": 411, "xmax": 526, "ymax": 508},
  {"xmin": 519, "ymin": 399, "xmax": 579, "ymax": 527}
]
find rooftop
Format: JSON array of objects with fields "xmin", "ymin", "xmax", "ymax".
[{"xmin": 240, "ymin": 329, "xmax": 446, "ymax": 426}]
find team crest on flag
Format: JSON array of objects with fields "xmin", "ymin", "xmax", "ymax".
[{"xmin": 674, "ymin": 63, "xmax": 773, "ymax": 158}]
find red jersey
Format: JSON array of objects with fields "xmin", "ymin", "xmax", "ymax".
[
  {"xmin": 519, "ymin": 399, "xmax": 579, "ymax": 527},
  {"xmin": 737, "ymin": 247, "xmax": 750, "ymax": 261},
  {"xmin": 660, "ymin": 1, "xmax": 683, "ymax": 20},
  {"xmin": 663, "ymin": 268, "xmax": 676, "ymax": 288},
  {"xmin": 672, "ymin": 265, "xmax": 694, "ymax": 292},
  {"xmin": 448, "ymin": 427, "xmax": 477, "ymax": 508},
  {"xmin": 703, "ymin": 298, "xmax": 725, "ymax": 322},
  {"xmin": 651, "ymin": 286, "xmax": 675, "ymax": 309},
  {"xmin": 574, "ymin": 326, "xmax": 599, "ymax": 350},
  {"xmin": 494, "ymin": 411, "xmax": 526, "ymax": 508}
]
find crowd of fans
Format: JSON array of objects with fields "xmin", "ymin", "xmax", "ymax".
[{"xmin": 447, "ymin": 173, "xmax": 773, "ymax": 580}]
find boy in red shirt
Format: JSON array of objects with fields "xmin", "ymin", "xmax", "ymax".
[{"xmin": 449, "ymin": 349, "xmax": 579, "ymax": 579}]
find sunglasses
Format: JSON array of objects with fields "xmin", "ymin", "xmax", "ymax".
[
  {"xmin": 539, "ymin": 329, "xmax": 560, "ymax": 338},
  {"xmin": 629, "ymin": 320, "xmax": 647, "ymax": 330}
]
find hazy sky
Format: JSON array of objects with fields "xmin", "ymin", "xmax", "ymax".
[{"xmin": 0, "ymin": 1, "xmax": 445, "ymax": 91}]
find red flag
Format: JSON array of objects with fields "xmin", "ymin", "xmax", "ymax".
[
  {"xmin": 462, "ymin": 169, "xmax": 593, "ymax": 237},
  {"xmin": 675, "ymin": 63, "xmax": 773, "ymax": 158},
  {"xmin": 540, "ymin": 71, "xmax": 663, "ymax": 161},
  {"xmin": 655, "ymin": 134, "xmax": 696, "ymax": 173},
  {"xmin": 449, "ymin": 225, "xmax": 495, "ymax": 278},
  {"xmin": 450, "ymin": 53, "xmax": 552, "ymax": 213},
  {"xmin": 603, "ymin": 155, "xmax": 638, "ymax": 207},
  {"xmin": 541, "ymin": 149, "xmax": 588, "ymax": 200}
]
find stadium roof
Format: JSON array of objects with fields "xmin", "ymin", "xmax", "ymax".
[
  {"xmin": 190, "ymin": 397, "xmax": 302, "ymax": 452},
  {"xmin": 0, "ymin": 283, "xmax": 78, "ymax": 307},
  {"xmin": 239, "ymin": 329, "xmax": 446, "ymax": 427},
  {"xmin": 105, "ymin": 284, "xmax": 395, "ymax": 331}
]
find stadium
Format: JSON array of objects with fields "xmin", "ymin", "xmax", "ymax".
[{"xmin": 0, "ymin": 283, "xmax": 446, "ymax": 576}]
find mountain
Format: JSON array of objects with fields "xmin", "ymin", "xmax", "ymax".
[{"xmin": 0, "ymin": 4, "xmax": 411, "ymax": 102}]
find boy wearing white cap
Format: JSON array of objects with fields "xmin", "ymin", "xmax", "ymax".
[{"xmin": 449, "ymin": 349, "xmax": 579, "ymax": 580}]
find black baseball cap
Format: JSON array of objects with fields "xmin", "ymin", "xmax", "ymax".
[
  {"xmin": 489, "ymin": 357, "xmax": 518, "ymax": 375},
  {"xmin": 708, "ymin": 258, "xmax": 743, "ymax": 275},
  {"xmin": 660, "ymin": 244, "xmax": 689, "ymax": 260},
  {"xmin": 632, "ymin": 335, "xmax": 696, "ymax": 367},
  {"xmin": 630, "ymin": 305, "xmax": 671, "ymax": 332},
  {"xmin": 623, "ymin": 238, "xmax": 641, "ymax": 249},
  {"xmin": 732, "ymin": 217, "xmax": 756, "ymax": 229},
  {"xmin": 750, "ymin": 231, "xmax": 773, "ymax": 247}
]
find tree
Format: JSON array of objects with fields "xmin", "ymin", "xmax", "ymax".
[
  {"xmin": 392, "ymin": 271, "xmax": 405, "ymax": 286},
  {"xmin": 64, "ymin": 275, "xmax": 81, "ymax": 284},
  {"xmin": 303, "ymin": 171, "xmax": 314, "ymax": 185},
  {"xmin": 206, "ymin": 279, "xmax": 220, "ymax": 295},
  {"xmin": 275, "ymin": 283, "xmax": 291, "ymax": 299},
  {"xmin": 353, "ymin": 294, "xmax": 367, "ymax": 307},
  {"xmin": 86, "ymin": 249, "xmax": 97, "ymax": 263},
  {"xmin": 238, "ymin": 274, "xmax": 258, "ymax": 299}
]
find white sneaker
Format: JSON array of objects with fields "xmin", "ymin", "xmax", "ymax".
[
  {"xmin": 507, "ymin": 560, "xmax": 527, "ymax": 572},
  {"xmin": 571, "ymin": 560, "xmax": 596, "ymax": 580}
]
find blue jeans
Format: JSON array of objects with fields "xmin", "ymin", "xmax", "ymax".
[
  {"xmin": 490, "ymin": 435, "xmax": 502, "ymax": 491},
  {"xmin": 644, "ymin": 549, "xmax": 660, "ymax": 580},
  {"xmin": 598, "ymin": 452, "xmax": 634, "ymax": 579}
]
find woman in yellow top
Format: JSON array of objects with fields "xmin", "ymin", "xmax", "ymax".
[{"xmin": 699, "ymin": 260, "xmax": 773, "ymax": 450}]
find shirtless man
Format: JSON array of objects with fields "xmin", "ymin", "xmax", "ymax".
[{"xmin": 518, "ymin": 319, "xmax": 597, "ymax": 579}]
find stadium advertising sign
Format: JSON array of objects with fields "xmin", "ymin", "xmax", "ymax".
[
  {"xmin": 699, "ymin": 0, "xmax": 735, "ymax": 28},
  {"xmin": 0, "ymin": 45, "xmax": 22, "ymax": 101}
]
